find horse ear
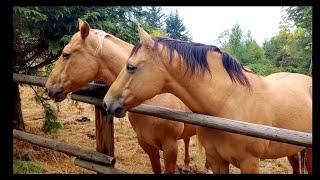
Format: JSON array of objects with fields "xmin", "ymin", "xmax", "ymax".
[
  {"xmin": 78, "ymin": 18, "xmax": 90, "ymax": 39},
  {"xmin": 138, "ymin": 27, "xmax": 153, "ymax": 48}
]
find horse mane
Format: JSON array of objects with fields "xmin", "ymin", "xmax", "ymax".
[{"xmin": 130, "ymin": 37, "xmax": 251, "ymax": 87}]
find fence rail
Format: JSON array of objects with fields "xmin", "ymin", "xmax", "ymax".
[
  {"xmin": 74, "ymin": 158, "xmax": 126, "ymax": 174},
  {"xmin": 13, "ymin": 129, "xmax": 115, "ymax": 165}
]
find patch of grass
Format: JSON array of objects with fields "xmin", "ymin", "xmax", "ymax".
[{"xmin": 13, "ymin": 154, "xmax": 46, "ymax": 174}]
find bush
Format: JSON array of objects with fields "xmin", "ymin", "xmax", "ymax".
[
  {"xmin": 284, "ymin": 66, "xmax": 306, "ymax": 74},
  {"xmin": 247, "ymin": 63, "xmax": 284, "ymax": 76}
]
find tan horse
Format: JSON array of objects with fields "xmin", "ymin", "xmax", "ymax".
[
  {"xmin": 45, "ymin": 19, "xmax": 199, "ymax": 173},
  {"xmin": 103, "ymin": 27, "xmax": 312, "ymax": 174}
]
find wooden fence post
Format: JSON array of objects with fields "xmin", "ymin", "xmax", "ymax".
[
  {"xmin": 93, "ymin": 81, "xmax": 114, "ymax": 168},
  {"xmin": 95, "ymin": 107, "xmax": 114, "ymax": 159}
]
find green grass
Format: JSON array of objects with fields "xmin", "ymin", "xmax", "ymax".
[{"xmin": 13, "ymin": 153, "xmax": 46, "ymax": 174}]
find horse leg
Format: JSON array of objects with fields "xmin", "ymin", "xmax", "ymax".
[
  {"xmin": 163, "ymin": 139, "xmax": 178, "ymax": 173},
  {"xmin": 182, "ymin": 138, "xmax": 191, "ymax": 172},
  {"xmin": 205, "ymin": 152, "xmax": 229, "ymax": 174},
  {"xmin": 138, "ymin": 139, "xmax": 161, "ymax": 174},
  {"xmin": 287, "ymin": 153, "xmax": 300, "ymax": 174},
  {"xmin": 306, "ymin": 148, "xmax": 312, "ymax": 173},
  {"xmin": 239, "ymin": 156, "xmax": 260, "ymax": 174}
]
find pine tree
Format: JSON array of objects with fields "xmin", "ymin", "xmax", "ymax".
[
  {"xmin": 165, "ymin": 9, "xmax": 192, "ymax": 41},
  {"xmin": 146, "ymin": 6, "xmax": 165, "ymax": 29}
]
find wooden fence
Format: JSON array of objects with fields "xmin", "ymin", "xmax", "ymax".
[{"xmin": 13, "ymin": 73, "xmax": 312, "ymax": 173}]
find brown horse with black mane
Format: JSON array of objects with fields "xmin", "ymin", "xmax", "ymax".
[
  {"xmin": 103, "ymin": 27, "xmax": 312, "ymax": 174},
  {"xmin": 45, "ymin": 19, "xmax": 200, "ymax": 173}
]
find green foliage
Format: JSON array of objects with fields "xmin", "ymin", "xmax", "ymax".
[
  {"xmin": 145, "ymin": 7, "xmax": 165, "ymax": 29},
  {"xmin": 285, "ymin": 6, "xmax": 312, "ymax": 35},
  {"xmin": 281, "ymin": 6, "xmax": 312, "ymax": 75},
  {"xmin": 60, "ymin": 35, "xmax": 72, "ymax": 45},
  {"xmin": 226, "ymin": 24, "xmax": 244, "ymax": 59},
  {"xmin": 43, "ymin": 105, "xmax": 63, "ymax": 133},
  {"xmin": 32, "ymin": 87, "xmax": 63, "ymax": 133},
  {"xmin": 218, "ymin": 17, "xmax": 311, "ymax": 76},
  {"xmin": 149, "ymin": 28, "xmax": 168, "ymax": 37},
  {"xmin": 14, "ymin": 7, "xmax": 47, "ymax": 23},
  {"xmin": 48, "ymin": 41, "xmax": 60, "ymax": 55},
  {"xmin": 165, "ymin": 9, "xmax": 192, "ymax": 41},
  {"xmin": 13, "ymin": 153, "xmax": 46, "ymax": 174},
  {"xmin": 247, "ymin": 63, "xmax": 283, "ymax": 76},
  {"xmin": 44, "ymin": 64, "xmax": 55, "ymax": 76},
  {"xmin": 13, "ymin": 6, "xmax": 192, "ymax": 75},
  {"xmin": 218, "ymin": 24, "xmax": 268, "ymax": 66},
  {"xmin": 263, "ymin": 25, "xmax": 311, "ymax": 74}
]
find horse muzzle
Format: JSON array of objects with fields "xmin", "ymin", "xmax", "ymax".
[
  {"xmin": 102, "ymin": 99, "xmax": 126, "ymax": 118},
  {"xmin": 45, "ymin": 84, "xmax": 66, "ymax": 102}
]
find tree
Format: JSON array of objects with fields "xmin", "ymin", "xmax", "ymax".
[
  {"xmin": 217, "ymin": 24, "xmax": 280, "ymax": 76},
  {"xmin": 217, "ymin": 24, "xmax": 267, "ymax": 65},
  {"xmin": 263, "ymin": 20, "xmax": 311, "ymax": 74},
  {"xmin": 285, "ymin": 6, "xmax": 312, "ymax": 35},
  {"xmin": 165, "ymin": 9, "xmax": 192, "ymax": 41},
  {"xmin": 284, "ymin": 6, "xmax": 312, "ymax": 76},
  {"xmin": 226, "ymin": 24, "xmax": 245, "ymax": 61},
  {"xmin": 263, "ymin": 23, "xmax": 291, "ymax": 67},
  {"xmin": 138, "ymin": 7, "xmax": 168, "ymax": 39},
  {"xmin": 145, "ymin": 6, "xmax": 165, "ymax": 29}
]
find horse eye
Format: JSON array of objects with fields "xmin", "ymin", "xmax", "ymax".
[
  {"xmin": 126, "ymin": 64, "xmax": 137, "ymax": 73},
  {"xmin": 62, "ymin": 53, "xmax": 70, "ymax": 59}
]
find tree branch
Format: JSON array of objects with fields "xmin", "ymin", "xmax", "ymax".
[{"xmin": 27, "ymin": 52, "xmax": 61, "ymax": 72}]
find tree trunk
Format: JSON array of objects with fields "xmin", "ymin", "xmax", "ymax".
[
  {"xmin": 308, "ymin": 59, "xmax": 312, "ymax": 76},
  {"xmin": 13, "ymin": 82, "xmax": 25, "ymax": 131}
]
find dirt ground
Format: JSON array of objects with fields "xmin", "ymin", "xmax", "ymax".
[{"xmin": 13, "ymin": 85, "xmax": 294, "ymax": 174}]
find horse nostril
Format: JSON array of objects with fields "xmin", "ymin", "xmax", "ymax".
[
  {"xmin": 53, "ymin": 89, "xmax": 63, "ymax": 98},
  {"xmin": 114, "ymin": 107, "xmax": 122, "ymax": 116},
  {"xmin": 102, "ymin": 102, "xmax": 108, "ymax": 111}
]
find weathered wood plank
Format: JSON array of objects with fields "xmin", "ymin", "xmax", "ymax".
[
  {"xmin": 13, "ymin": 73, "xmax": 109, "ymax": 97},
  {"xmin": 130, "ymin": 104, "xmax": 312, "ymax": 148},
  {"xmin": 13, "ymin": 73, "xmax": 47, "ymax": 86},
  {"xmin": 13, "ymin": 129, "xmax": 115, "ymax": 165},
  {"xmin": 74, "ymin": 158, "xmax": 126, "ymax": 174}
]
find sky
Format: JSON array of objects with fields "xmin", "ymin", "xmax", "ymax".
[{"xmin": 161, "ymin": 6, "xmax": 289, "ymax": 47}]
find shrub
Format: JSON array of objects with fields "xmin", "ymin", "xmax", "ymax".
[{"xmin": 247, "ymin": 63, "xmax": 284, "ymax": 76}]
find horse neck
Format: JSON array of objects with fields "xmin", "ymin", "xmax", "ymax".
[
  {"xmin": 95, "ymin": 34, "xmax": 134, "ymax": 84},
  {"xmin": 163, "ymin": 51, "xmax": 266, "ymax": 116}
]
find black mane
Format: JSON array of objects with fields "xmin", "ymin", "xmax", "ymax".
[{"xmin": 130, "ymin": 37, "xmax": 251, "ymax": 87}]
